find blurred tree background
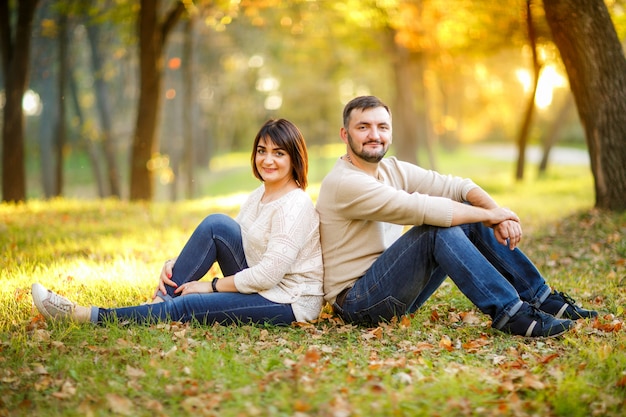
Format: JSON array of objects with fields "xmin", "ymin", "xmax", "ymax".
[{"xmin": 1, "ymin": 0, "xmax": 626, "ymax": 207}]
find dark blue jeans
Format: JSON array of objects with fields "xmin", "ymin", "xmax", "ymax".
[
  {"xmin": 92, "ymin": 214, "xmax": 296, "ymax": 326},
  {"xmin": 332, "ymin": 222, "xmax": 550, "ymax": 328}
]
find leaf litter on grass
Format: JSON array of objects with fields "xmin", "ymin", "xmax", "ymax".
[{"xmin": 2, "ymin": 203, "xmax": 625, "ymax": 416}]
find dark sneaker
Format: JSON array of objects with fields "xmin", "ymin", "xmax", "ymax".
[
  {"xmin": 539, "ymin": 290, "xmax": 598, "ymax": 319},
  {"xmin": 499, "ymin": 303, "xmax": 574, "ymax": 338}
]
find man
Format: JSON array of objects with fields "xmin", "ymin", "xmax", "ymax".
[{"xmin": 316, "ymin": 95, "xmax": 596, "ymax": 337}]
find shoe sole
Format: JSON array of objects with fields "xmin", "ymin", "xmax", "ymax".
[{"xmin": 31, "ymin": 283, "xmax": 55, "ymax": 320}]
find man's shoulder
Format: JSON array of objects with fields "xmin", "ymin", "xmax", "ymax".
[
  {"xmin": 320, "ymin": 159, "xmax": 348, "ymax": 185},
  {"xmin": 379, "ymin": 156, "xmax": 405, "ymax": 170}
]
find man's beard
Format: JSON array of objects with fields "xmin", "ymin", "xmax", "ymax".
[{"xmin": 347, "ymin": 133, "xmax": 388, "ymax": 163}]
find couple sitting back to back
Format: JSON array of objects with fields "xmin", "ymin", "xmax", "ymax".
[{"xmin": 33, "ymin": 95, "xmax": 596, "ymax": 338}]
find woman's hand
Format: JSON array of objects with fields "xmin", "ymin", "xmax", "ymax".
[
  {"xmin": 154, "ymin": 258, "xmax": 178, "ymax": 300},
  {"xmin": 174, "ymin": 281, "xmax": 212, "ymax": 296}
]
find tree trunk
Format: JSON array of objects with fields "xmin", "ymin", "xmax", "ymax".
[
  {"xmin": 538, "ymin": 94, "xmax": 575, "ymax": 174},
  {"xmin": 53, "ymin": 13, "xmax": 69, "ymax": 197},
  {"xmin": 543, "ymin": 0, "xmax": 626, "ymax": 210},
  {"xmin": 86, "ymin": 23, "xmax": 121, "ymax": 198},
  {"xmin": 34, "ymin": 20, "xmax": 57, "ymax": 199},
  {"xmin": 182, "ymin": 16, "xmax": 195, "ymax": 200},
  {"xmin": 515, "ymin": 0, "xmax": 542, "ymax": 181},
  {"xmin": 68, "ymin": 59, "xmax": 106, "ymax": 198},
  {"xmin": 129, "ymin": 0, "xmax": 185, "ymax": 200},
  {"xmin": 0, "ymin": 0, "xmax": 39, "ymax": 202},
  {"xmin": 413, "ymin": 52, "xmax": 437, "ymax": 170},
  {"xmin": 388, "ymin": 30, "xmax": 419, "ymax": 165}
]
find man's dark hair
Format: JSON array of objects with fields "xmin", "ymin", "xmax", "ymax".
[{"xmin": 342, "ymin": 96, "xmax": 391, "ymax": 128}]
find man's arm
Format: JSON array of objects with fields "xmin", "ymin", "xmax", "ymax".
[{"xmin": 450, "ymin": 187, "xmax": 522, "ymax": 250}]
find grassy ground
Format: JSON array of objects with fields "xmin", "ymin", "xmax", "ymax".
[{"xmin": 1, "ymin": 149, "xmax": 625, "ymax": 416}]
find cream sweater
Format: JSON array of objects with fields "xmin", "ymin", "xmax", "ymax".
[
  {"xmin": 234, "ymin": 185, "xmax": 324, "ymax": 322},
  {"xmin": 316, "ymin": 157, "xmax": 479, "ymax": 304}
]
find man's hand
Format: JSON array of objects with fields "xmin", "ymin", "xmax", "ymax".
[{"xmin": 493, "ymin": 219, "xmax": 523, "ymax": 250}]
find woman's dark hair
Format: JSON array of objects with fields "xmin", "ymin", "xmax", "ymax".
[
  {"xmin": 251, "ymin": 118, "xmax": 309, "ymax": 190},
  {"xmin": 342, "ymin": 95, "xmax": 391, "ymax": 129}
]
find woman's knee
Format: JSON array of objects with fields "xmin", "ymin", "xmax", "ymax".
[{"xmin": 197, "ymin": 213, "xmax": 236, "ymax": 233}]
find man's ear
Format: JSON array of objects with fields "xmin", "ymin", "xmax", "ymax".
[{"xmin": 340, "ymin": 127, "xmax": 349, "ymax": 144}]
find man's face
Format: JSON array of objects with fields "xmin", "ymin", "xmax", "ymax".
[{"xmin": 343, "ymin": 106, "xmax": 392, "ymax": 163}]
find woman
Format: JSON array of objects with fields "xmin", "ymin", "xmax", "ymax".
[{"xmin": 32, "ymin": 119, "xmax": 324, "ymax": 326}]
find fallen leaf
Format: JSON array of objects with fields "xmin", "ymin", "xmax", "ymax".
[
  {"xmin": 294, "ymin": 399, "xmax": 312, "ymax": 412},
  {"xmin": 460, "ymin": 311, "xmax": 482, "ymax": 325},
  {"xmin": 52, "ymin": 379, "xmax": 76, "ymax": 400},
  {"xmin": 522, "ymin": 374, "xmax": 546, "ymax": 390},
  {"xmin": 126, "ymin": 365, "xmax": 146, "ymax": 379},
  {"xmin": 303, "ymin": 347, "xmax": 321, "ymax": 365},
  {"xmin": 412, "ymin": 342, "xmax": 435, "ymax": 354},
  {"xmin": 461, "ymin": 337, "xmax": 490, "ymax": 353},
  {"xmin": 106, "ymin": 393, "xmax": 134, "ymax": 416},
  {"xmin": 439, "ymin": 335, "xmax": 453, "ymax": 351},
  {"xmin": 400, "ymin": 315, "xmax": 412, "ymax": 327},
  {"xmin": 362, "ymin": 327, "xmax": 383, "ymax": 340},
  {"xmin": 539, "ymin": 353, "xmax": 559, "ymax": 364}
]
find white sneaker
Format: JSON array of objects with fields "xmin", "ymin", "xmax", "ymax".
[{"xmin": 31, "ymin": 283, "xmax": 76, "ymax": 320}]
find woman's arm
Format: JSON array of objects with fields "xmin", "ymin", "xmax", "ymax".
[{"xmin": 174, "ymin": 275, "xmax": 238, "ymax": 295}]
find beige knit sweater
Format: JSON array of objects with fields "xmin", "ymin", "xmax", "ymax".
[
  {"xmin": 316, "ymin": 157, "xmax": 478, "ymax": 304},
  {"xmin": 234, "ymin": 185, "xmax": 324, "ymax": 322}
]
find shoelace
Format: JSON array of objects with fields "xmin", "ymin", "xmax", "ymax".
[
  {"xmin": 44, "ymin": 291, "xmax": 74, "ymax": 314},
  {"xmin": 555, "ymin": 291, "xmax": 578, "ymax": 306}
]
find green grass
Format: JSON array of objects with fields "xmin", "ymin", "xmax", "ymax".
[{"xmin": 1, "ymin": 149, "xmax": 625, "ymax": 416}]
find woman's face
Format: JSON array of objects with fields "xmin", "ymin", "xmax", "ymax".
[{"xmin": 255, "ymin": 136, "xmax": 293, "ymax": 185}]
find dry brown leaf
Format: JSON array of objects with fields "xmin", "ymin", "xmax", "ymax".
[
  {"xmin": 303, "ymin": 347, "xmax": 321, "ymax": 365},
  {"xmin": 126, "ymin": 365, "xmax": 146, "ymax": 379},
  {"xmin": 161, "ymin": 345, "xmax": 177, "ymax": 358},
  {"xmin": 294, "ymin": 399, "xmax": 312, "ymax": 412},
  {"xmin": 362, "ymin": 327, "xmax": 383, "ymax": 340},
  {"xmin": 52, "ymin": 379, "xmax": 77, "ymax": 400},
  {"xmin": 181, "ymin": 396, "xmax": 206, "ymax": 413},
  {"xmin": 439, "ymin": 335, "xmax": 453, "ymax": 351},
  {"xmin": 460, "ymin": 311, "xmax": 482, "ymax": 324},
  {"xmin": 461, "ymin": 337, "xmax": 490, "ymax": 353},
  {"xmin": 522, "ymin": 374, "xmax": 546, "ymax": 390},
  {"xmin": 592, "ymin": 317, "xmax": 623, "ymax": 332},
  {"xmin": 430, "ymin": 309, "xmax": 440, "ymax": 322},
  {"xmin": 539, "ymin": 353, "xmax": 559, "ymax": 364},
  {"xmin": 447, "ymin": 311, "xmax": 461, "ymax": 323},
  {"xmin": 106, "ymin": 393, "xmax": 134, "ymax": 416},
  {"xmin": 499, "ymin": 379, "xmax": 516, "ymax": 393}
]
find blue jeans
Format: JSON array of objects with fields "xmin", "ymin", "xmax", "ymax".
[
  {"xmin": 332, "ymin": 222, "xmax": 551, "ymax": 328},
  {"xmin": 92, "ymin": 214, "xmax": 296, "ymax": 326}
]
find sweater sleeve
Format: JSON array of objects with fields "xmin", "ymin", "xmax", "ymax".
[
  {"xmin": 334, "ymin": 158, "xmax": 478, "ymax": 227},
  {"xmin": 234, "ymin": 191, "xmax": 317, "ymax": 294}
]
